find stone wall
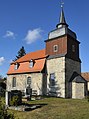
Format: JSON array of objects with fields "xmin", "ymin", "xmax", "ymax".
[
  {"xmin": 47, "ymin": 57, "xmax": 65, "ymax": 98},
  {"xmin": 87, "ymin": 82, "xmax": 89, "ymax": 91},
  {"xmin": 66, "ymin": 58, "xmax": 81, "ymax": 81},
  {"xmin": 7, "ymin": 73, "xmax": 43, "ymax": 96},
  {"xmin": 65, "ymin": 58, "xmax": 81, "ymax": 98},
  {"xmin": 72, "ymin": 82, "xmax": 84, "ymax": 99}
]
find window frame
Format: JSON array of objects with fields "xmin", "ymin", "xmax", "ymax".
[
  {"xmin": 53, "ymin": 45, "xmax": 58, "ymax": 52},
  {"xmin": 14, "ymin": 63, "xmax": 19, "ymax": 70},
  {"xmin": 50, "ymin": 73, "xmax": 55, "ymax": 86},
  {"xmin": 72, "ymin": 45, "xmax": 75, "ymax": 52},
  {"xmin": 29, "ymin": 59, "xmax": 34, "ymax": 68},
  {"xmin": 12, "ymin": 77, "xmax": 16, "ymax": 87},
  {"xmin": 27, "ymin": 77, "xmax": 31, "ymax": 86}
]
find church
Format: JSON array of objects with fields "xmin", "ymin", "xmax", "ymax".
[{"xmin": 7, "ymin": 6, "xmax": 88, "ymax": 99}]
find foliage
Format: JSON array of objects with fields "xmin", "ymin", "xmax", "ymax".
[
  {"xmin": 14, "ymin": 46, "xmax": 26, "ymax": 61},
  {"xmin": 0, "ymin": 76, "xmax": 7, "ymax": 81},
  {"xmin": 0, "ymin": 96, "xmax": 14, "ymax": 119},
  {"xmin": 86, "ymin": 96, "xmax": 89, "ymax": 102},
  {"xmin": 3, "ymin": 77, "xmax": 7, "ymax": 80},
  {"xmin": 10, "ymin": 96, "xmax": 19, "ymax": 106},
  {"xmin": 0, "ymin": 83, "xmax": 6, "ymax": 97}
]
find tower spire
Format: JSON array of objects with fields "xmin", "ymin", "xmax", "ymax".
[{"xmin": 56, "ymin": 1, "xmax": 68, "ymax": 28}]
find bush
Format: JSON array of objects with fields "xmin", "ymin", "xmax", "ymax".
[
  {"xmin": 0, "ymin": 96, "xmax": 14, "ymax": 119},
  {"xmin": 10, "ymin": 96, "xmax": 19, "ymax": 106}
]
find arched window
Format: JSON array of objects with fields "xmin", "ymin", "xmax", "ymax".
[
  {"xmin": 50, "ymin": 73, "xmax": 55, "ymax": 86},
  {"xmin": 12, "ymin": 77, "xmax": 16, "ymax": 87},
  {"xmin": 27, "ymin": 77, "xmax": 31, "ymax": 86}
]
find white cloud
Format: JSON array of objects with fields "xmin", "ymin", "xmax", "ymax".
[
  {"xmin": 24, "ymin": 28, "xmax": 42, "ymax": 44},
  {"xmin": 4, "ymin": 31, "xmax": 16, "ymax": 39},
  {"xmin": 0, "ymin": 57, "xmax": 5, "ymax": 66}
]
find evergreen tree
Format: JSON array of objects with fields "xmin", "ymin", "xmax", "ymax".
[{"xmin": 14, "ymin": 46, "xmax": 26, "ymax": 61}]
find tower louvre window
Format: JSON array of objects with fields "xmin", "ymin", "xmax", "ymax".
[
  {"xmin": 53, "ymin": 45, "xmax": 58, "ymax": 52},
  {"xmin": 72, "ymin": 45, "xmax": 75, "ymax": 52}
]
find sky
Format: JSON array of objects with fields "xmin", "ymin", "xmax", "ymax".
[{"xmin": 0, "ymin": 0, "xmax": 89, "ymax": 76}]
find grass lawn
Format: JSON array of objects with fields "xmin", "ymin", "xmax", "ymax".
[{"xmin": 8, "ymin": 98, "xmax": 89, "ymax": 119}]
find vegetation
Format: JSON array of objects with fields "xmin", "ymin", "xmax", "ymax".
[
  {"xmin": 14, "ymin": 46, "xmax": 26, "ymax": 61},
  {"xmin": 0, "ymin": 75, "xmax": 7, "ymax": 80},
  {"xmin": 10, "ymin": 96, "xmax": 19, "ymax": 106},
  {"xmin": 0, "ymin": 78, "xmax": 6, "ymax": 97},
  {"xmin": 9, "ymin": 97, "xmax": 89, "ymax": 119},
  {"xmin": 0, "ymin": 97, "xmax": 14, "ymax": 119}
]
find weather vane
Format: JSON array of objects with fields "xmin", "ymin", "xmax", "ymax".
[{"xmin": 60, "ymin": 0, "xmax": 64, "ymax": 8}]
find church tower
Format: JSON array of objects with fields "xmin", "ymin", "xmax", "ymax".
[{"xmin": 45, "ymin": 5, "xmax": 81, "ymax": 98}]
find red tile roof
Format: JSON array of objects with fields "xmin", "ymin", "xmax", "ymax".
[
  {"xmin": 7, "ymin": 49, "xmax": 47, "ymax": 75},
  {"xmin": 12, "ymin": 49, "xmax": 47, "ymax": 64},
  {"xmin": 81, "ymin": 72, "xmax": 89, "ymax": 81}
]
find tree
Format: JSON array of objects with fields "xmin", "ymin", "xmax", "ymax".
[{"xmin": 14, "ymin": 46, "xmax": 26, "ymax": 61}]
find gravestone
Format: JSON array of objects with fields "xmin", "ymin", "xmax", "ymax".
[{"xmin": 26, "ymin": 86, "xmax": 32, "ymax": 100}]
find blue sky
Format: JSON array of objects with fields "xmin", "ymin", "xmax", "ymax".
[{"xmin": 0, "ymin": 0, "xmax": 89, "ymax": 76}]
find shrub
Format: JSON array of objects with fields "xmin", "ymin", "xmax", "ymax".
[
  {"xmin": 0, "ymin": 96, "xmax": 14, "ymax": 119},
  {"xmin": 10, "ymin": 96, "xmax": 19, "ymax": 106}
]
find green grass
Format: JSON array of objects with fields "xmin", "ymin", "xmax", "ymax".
[{"xmin": 8, "ymin": 98, "xmax": 89, "ymax": 119}]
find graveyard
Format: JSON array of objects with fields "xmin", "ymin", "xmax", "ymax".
[
  {"xmin": 0, "ymin": 86, "xmax": 86, "ymax": 119},
  {"xmin": 4, "ymin": 90, "xmax": 89, "ymax": 119},
  {"xmin": 8, "ymin": 97, "xmax": 89, "ymax": 119}
]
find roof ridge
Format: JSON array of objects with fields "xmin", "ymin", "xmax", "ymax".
[
  {"xmin": 11, "ymin": 49, "xmax": 46, "ymax": 64},
  {"xmin": 81, "ymin": 72, "xmax": 89, "ymax": 74},
  {"xmin": 12, "ymin": 57, "xmax": 46, "ymax": 64}
]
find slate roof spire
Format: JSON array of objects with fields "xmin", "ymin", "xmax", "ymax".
[
  {"xmin": 48, "ymin": 2, "xmax": 77, "ymax": 40},
  {"xmin": 56, "ymin": 2, "xmax": 68, "ymax": 28},
  {"xmin": 60, "ymin": 7, "xmax": 66, "ymax": 24}
]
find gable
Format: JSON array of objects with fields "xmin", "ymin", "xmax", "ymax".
[{"xmin": 69, "ymin": 72, "xmax": 87, "ymax": 83}]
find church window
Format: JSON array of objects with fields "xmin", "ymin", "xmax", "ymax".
[
  {"xmin": 53, "ymin": 45, "xmax": 58, "ymax": 52},
  {"xmin": 72, "ymin": 45, "xmax": 75, "ymax": 52},
  {"xmin": 50, "ymin": 73, "xmax": 55, "ymax": 86},
  {"xmin": 27, "ymin": 77, "xmax": 31, "ymax": 86},
  {"xmin": 12, "ymin": 77, "xmax": 16, "ymax": 87},
  {"xmin": 29, "ymin": 59, "xmax": 34, "ymax": 68}
]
